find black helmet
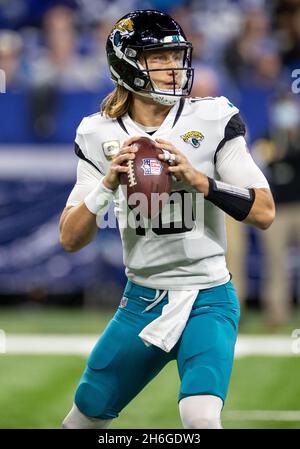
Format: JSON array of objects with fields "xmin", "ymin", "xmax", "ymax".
[{"xmin": 106, "ymin": 10, "xmax": 194, "ymax": 106}]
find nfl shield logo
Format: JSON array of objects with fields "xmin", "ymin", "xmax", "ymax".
[
  {"xmin": 120, "ymin": 297, "xmax": 128, "ymax": 308},
  {"xmin": 141, "ymin": 159, "xmax": 162, "ymax": 176}
]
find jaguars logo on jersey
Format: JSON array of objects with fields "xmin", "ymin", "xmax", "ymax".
[{"xmin": 181, "ymin": 131, "xmax": 204, "ymax": 148}]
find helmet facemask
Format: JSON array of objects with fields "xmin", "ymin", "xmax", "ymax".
[{"xmin": 134, "ymin": 46, "xmax": 193, "ymax": 105}]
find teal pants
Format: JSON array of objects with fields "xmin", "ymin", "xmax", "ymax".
[{"xmin": 75, "ymin": 280, "xmax": 240, "ymax": 419}]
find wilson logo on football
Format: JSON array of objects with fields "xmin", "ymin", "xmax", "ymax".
[{"xmin": 141, "ymin": 159, "xmax": 163, "ymax": 176}]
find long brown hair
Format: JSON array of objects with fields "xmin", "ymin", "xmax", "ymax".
[{"xmin": 101, "ymin": 85, "xmax": 132, "ymax": 119}]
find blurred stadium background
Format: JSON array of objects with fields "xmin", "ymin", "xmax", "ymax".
[{"xmin": 0, "ymin": 0, "xmax": 300, "ymax": 429}]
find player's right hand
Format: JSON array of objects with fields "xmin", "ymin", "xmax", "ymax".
[{"xmin": 102, "ymin": 136, "xmax": 141, "ymax": 191}]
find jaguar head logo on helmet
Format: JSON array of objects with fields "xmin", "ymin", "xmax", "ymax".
[{"xmin": 106, "ymin": 10, "xmax": 194, "ymax": 106}]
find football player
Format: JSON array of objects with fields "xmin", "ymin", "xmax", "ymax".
[{"xmin": 60, "ymin": 10, "xmax": 275, "ymax": 429}]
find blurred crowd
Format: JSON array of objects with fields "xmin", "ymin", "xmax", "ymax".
[
  {"xmin": 0, "ymin": 0, "xmax": 299, "ymax": 93},
  {"xmin": 1, "ymin": 0, "xmax": 300, "ymax": 141},
  {"xmin": 0, "ymin": 0, "xmax": 300, "ymax": 323},
  {"xmin": 1, "ymin": 0, "xmax": 300, "ymax": 140}
]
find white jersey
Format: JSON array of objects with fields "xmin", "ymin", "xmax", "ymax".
[{"xmin": 67, "ymin": 96, "xmax": 269, "ymax": 290}]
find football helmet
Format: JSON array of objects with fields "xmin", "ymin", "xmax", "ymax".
[{"xmin": 106, "ymin": 10, "xmax": 194, "ymax": 106}]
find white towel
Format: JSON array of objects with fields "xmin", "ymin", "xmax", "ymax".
[{"xmin": 138, "ymin": 290, "xmax": 199, "ymax": 353}]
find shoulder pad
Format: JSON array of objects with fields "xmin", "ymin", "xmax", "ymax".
[
  {"xmin": 217, "ymin": 96, "xmax": 239, "ymax": 120},
  {"xmin": 186, "ymin": 96, "xmax": 239, "ymax": 121},
  {"xmin": 76, "ymin": 113, "xmax": 110, "ymax": 136}
]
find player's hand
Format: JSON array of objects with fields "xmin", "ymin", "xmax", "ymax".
[
  {"xmin": 155, "ymin": 138, "xmax": 209, "ymax": 194},
  {"xmin": 102, "ymin": 136, "xmax": 141, "ymax": 191}
]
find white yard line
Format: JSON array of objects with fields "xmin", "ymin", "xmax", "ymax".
[
  {"xmin": 235, "ymin": 335, "xmax": 298, "ymax": 357},
  {"xmin": 0, "ymin": 334, "xmax": 298, "ymax": 357},
  {"xmin": 3, "ymin": 335, "xmax": 96, "ymax": 355}
]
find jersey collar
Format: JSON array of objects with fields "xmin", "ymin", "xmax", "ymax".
[{"xmin": 117, "ymin": 98, "xmax": 185, "ymax": 136}]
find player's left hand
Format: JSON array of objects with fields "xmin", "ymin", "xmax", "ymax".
[{"xmin": 155, "ymin": 138, "xmax": 208, "ymax": 194}]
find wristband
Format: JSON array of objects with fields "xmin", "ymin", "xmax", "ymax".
[
  {"xmin": 84, "ymin": 178, "xmax": 114, "ymax": 216},
  {"xmin": 206, "ymin": 177, "xmax": 255, "ymax": 221}
]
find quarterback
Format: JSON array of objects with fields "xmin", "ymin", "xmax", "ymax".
[{"xmin": 60, "ymin": 10, "xmax": 275, "ymax": 429}]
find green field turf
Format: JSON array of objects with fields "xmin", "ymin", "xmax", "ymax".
[
  {"xmin": 0, "ymin": 307, "xmax": 114, "ymax": 335},
  {"xmin": 1, "ymin": 306, "xmax": 299, "ymax": 335},
  {"xmin": 1, "ymin": 306, "xmax": 300, "ymax": 428},
  {"xmin": 0, "ymin": 355, "xmax": 300, "ymax": 429}
]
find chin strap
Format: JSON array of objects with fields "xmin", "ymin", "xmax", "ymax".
[
  {"xmin": 135, "ymin": 89, "xmax": 180, "ymax": 106},
  {"xmin": 151, "ymin": 93, "xmax": 181, "ymax": 106}
]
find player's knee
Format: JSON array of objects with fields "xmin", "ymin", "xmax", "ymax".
[
  {"xmin": 62, "ymin": 404, "xmax": 112, "ymax": 429},
  {"xmin": 62, "ymin": 380, "xmax": 114, "ymax": 429},
  {"xmin": 75, "ymin": 381, "xmax": 109, "ymax": 418},
  {"xmin": 179, "ymin": 395, "xmax": 223, "ymax": 429}
]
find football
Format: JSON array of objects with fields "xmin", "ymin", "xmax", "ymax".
[{"xmin": 119, "ymin": 137, "xmax": 172, "ymax": 218}]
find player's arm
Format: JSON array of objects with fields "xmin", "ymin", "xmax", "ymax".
[
  {"xmin": 59, "ymin": 202, "xmax": 98, "ymax": 253},
  {"xmin": 60, "ymin": 137, "xmax": 140, "ymax": 252},
  {"xmin": 156, "ymin": 136, "xmax": 275, "ymax": 230},
  {"xmin": 59, "ymin": 156, "xmax": 106, "ymax": 252},
  {"xmin": 211, "ymin": 136, "xmax": 275, "ymax": 230},
  {"xmin": 241, "ymin": 187, "xmax": 275, "ymax": 229}
]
